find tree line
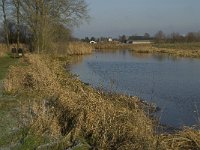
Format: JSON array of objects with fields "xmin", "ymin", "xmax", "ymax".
[
  {"xmin": 0, "ymin": 0, "xmax": 89, "ymax": 53},
  {"xmin": 154, "ymin": 30, "xmax": 200, "ymax": 43},
  {"xmin": 82, "ymin": 31, "xmax": 200, "ymax": 44}
]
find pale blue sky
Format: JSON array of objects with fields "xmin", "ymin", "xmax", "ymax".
[{"xmin": 74, "ymin": 0, "xmax": 200, "ymax": 38}]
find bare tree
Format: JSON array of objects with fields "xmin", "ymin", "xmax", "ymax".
[
  {"xmin": 144, "ymin": 33, "xmax": 150, "ymax": 39},
  {"xmin": 154, "ymin": 30, "xmax": 166, "ymax": 43},
  {"xmin": 170, "ymin": 32, "xmax": 182, "ymax": 43},
  {"xmin": 19, "ymin": 0, "xmax": 89, "ymax": 53},
  {"xmin": 1, "ymin": 0, "xmax": 89, "ymax": 53},
  {"xmin": 0, "ymin": 0, "xmax": 10, "ymax": 49},
  {"xmin": 12, "ymin": 0, "xmax": 20, "ymax": 53}
]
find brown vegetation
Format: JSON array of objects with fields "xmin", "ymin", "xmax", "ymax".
[
  {"xmin": 94, "ymin": 42, "xmax": 132, "ymax": 50},
  {"xmin": 93, "ymin": 42, "xmax": 200, "ymax": 58},
  {"xmin": 0, "ymin": 44, "xmax": 8, "ymax": 57},
  {"xmin": 67, "ymin": 42, "xmax": 93, "ymax": 55},
  {"xmin": 49, "ymin": 42, "xmax": 93, "ymax": 56},
  {"xmin": 0, "ymin": 43, "xmax": 29, "ymax": 58},
  {"xmin": 3, "ymin": 54, "xmax": 200, "ymax": 149},
  {"xmin": 131, "ymin": 43, "xmax": 200, "ymax": 58}
]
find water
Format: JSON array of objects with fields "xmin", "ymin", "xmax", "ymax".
[{"xmin": 70, "ymin": 50, "xmax": 200, "ymax": 128}]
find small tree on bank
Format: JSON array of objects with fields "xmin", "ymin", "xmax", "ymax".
[{"xmin": 154, "ymin": 30, "xmax": 166, "ymax": 43}]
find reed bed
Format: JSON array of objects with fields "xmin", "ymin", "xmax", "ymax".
[
  {"xmin": 50, "ymin": 42, "xmax": 93, "ymax": 56},
  {"xmin": 3, "ymin": 54, "xmax": 200, "ymax": 149},
  {"xmin": 67, "ymin": 42, "xmax": 93, "ymax": 55},
  {"xmin": 94, "ymin": 42, "xmax": 133, "ymax": 50}
]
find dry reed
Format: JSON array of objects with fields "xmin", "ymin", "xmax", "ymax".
[
  {"xmin": 94, "ymin": 42, "xmax": 132, "ymax": 50},
  {"xmin": 67, "ymin": 42, "xmax": 93, "ymax": 55},
  {"xmin": 49, "ymin": 42, "xmax": 93, "ymax": 56}
]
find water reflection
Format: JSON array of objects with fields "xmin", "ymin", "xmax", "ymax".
[{"xmin": 70, "ymin": 50, "xmax": 200, "ymax": 128}]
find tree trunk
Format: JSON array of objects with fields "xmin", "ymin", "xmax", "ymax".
[
  {"xmin": 16, "ymin": 0, "xmax": 20, "ymax": 54},
  {"xmin": 1, "ymin": 0, "xmax": 10, "ymax": 51}
]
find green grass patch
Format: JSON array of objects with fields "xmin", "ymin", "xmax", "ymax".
[{"xmin": 0, "ymin": 55, "xmax": 18, "ymax": 80}]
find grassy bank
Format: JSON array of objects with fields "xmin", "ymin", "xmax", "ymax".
[
  {"xmin": 94, "ymin": 42, "xmax": 200, "ymax": 58},
  {"xmin": 132, "ymin": 43, "xmax": 200, "ymax": 58},
  {"xmin": 0, "ymin": 54, "xmax": 199, "ymax": 149}
]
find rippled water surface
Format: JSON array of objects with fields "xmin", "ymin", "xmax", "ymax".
[{"xmin": 70, "ymin": 50, "xmax": 200, "ymax": 128}]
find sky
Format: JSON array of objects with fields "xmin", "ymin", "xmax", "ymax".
[{"xmin": 74, "ymin": 0, "xmax": 200, "ymax": 38}]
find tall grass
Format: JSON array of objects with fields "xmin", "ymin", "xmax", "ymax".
[
  {"xmin": 67, "ymin": 42, "xmax": 93, "ymax": 55},
  {"xmin": 50, "ymin": 42, "xmax": 93, "ymax": 56},
  {"xmin": 3, "ymin": 54, "xmax": 200, "ymax": 149},
  {"xmin": 94, "ymin": 42, "xmax": 132, "ymax": 50}
]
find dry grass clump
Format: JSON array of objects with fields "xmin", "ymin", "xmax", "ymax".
[
  {"xmin": 3, "ymin": 54, "xmax": 200, "ymax": 149},
  {"xmin": 4, "ymin": 55, "xmax": 61, "ymax": 94},
  {"xmin": 157, "ymin": 128, "xmax": 200, "ymax": 149},
  {"xmin": 0, "ymin": 44, "xmax": 8, "ymax": 57}
]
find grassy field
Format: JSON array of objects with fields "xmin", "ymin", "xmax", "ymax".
[{"xmin": 0, "ymin": 54, "xmax": 199, "ymax": 149}]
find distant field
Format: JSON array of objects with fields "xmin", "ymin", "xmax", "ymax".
[
  {"xmin": 131, "ymin": 42, "xmax": 200, "ymax": 58},
  {"xmin": 153, "ymin": 42, "xmax": 200, "ymax": 50}
]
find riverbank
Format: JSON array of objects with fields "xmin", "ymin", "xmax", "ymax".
[
  {"xmin": 0, "ymin": 54, "xmax": 200, "ymax": 149},
  {"xmin": 94, "ymin": 42, "xmax": 200, "ymax": 58},
  {"xmin": 132, "ymin": 42, "xmax": 200, "ymax": 58}
]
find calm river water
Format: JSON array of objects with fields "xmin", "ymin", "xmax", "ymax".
[{"xmin": 70, "ymin": 50, "xmax": 200, "ymax": 128}]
